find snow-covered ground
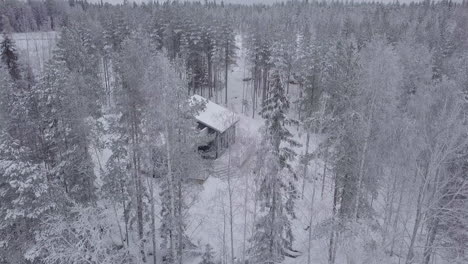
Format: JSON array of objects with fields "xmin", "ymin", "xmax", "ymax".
[{"xmin": 1, "ymin": 32, "xmax": 58, "ymax": 74}]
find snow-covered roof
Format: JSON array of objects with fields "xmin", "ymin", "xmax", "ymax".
[{"xmin": 191, "ymin": 95, "xmax": 239, "ymax": 133}]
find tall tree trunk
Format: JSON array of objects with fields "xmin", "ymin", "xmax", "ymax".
[
  {"xmin": 208, "ymin": 54, "xmax": 213, "ymax": 99},
  {"xmin": 252, "ymin": 78, "xmax": 256, "ymax": 118},
  {"xmin": 121, "ymin": 180, "xmax": 130, "ymax": 247},
  {"xmin": 390, "ymin": 178, "xmax": 405, "ymax": 257},
  {"xmin": 131, "ymin": 109, "xmax": 145, "ymax": 262},
  {"xmin": 298, "ymin": 83, "xmax": 303, "ymax": 121},
  {"xmin": 225, "ymin": 42, "xmax": 229, "ymax": 105},
  {"xmin": 227, "ymin": 149, "xmax": 235, "ymax": 264},
  {"xmin": 354, "ymin": 95, "xmax": 376, "ymax": 221},
  {"xmin": 268, "ymin": 169, "xmax": 278, "ymax": 264},
  {"xmin": 406, "ymin": 169, "xmax": 426, "ymax": 264},
  {"xmin": 328, "ymin": 173, "xmax": 339, "ymax": 264},
  {"xmin": 164, "ymin": 120, "xmax": 177, "ymax": 263},
  {"xmin": 252, "ymin": 173, "xmax": 258, "ymax": 235},
  {"xmin": 302, "ymin": 132, "xmax": 311, "ymax": 199},
  {"xmin": 222, "ymin": 197, "xmax": 227, "ymax": 264},
  {"xmin": 261, "ymin": 69, "xmax": 268, "ymax": 103},
  {"xmin": 307, "ymin": 172, "xmax": 316, "ymax": 264},
  {"xmin": 242, "ymin": 171, "xmax": 249, "ymax": 263},
  {"xmin": 147, "ymin": 174, "xmax": 158, "ymax": 264},
  {"xmin": 321, "ymin": 141, "xmax": 329, "ymax": 199},
  {"xmin": 112, "ymin": 201, "xmax": 125, "ymax": 247},
  {"xmin": 103, "ymin": 57, "xmax": 110, "ymax": 106},
  {"xmin": 423, "ymin": 218, "xmax": 439, "ymax": 264},
  {"xmin": 383, "ymin": 169, "xmax": 398, "ymax": 248},
  {"xmin": 177, "ymin": 179, "xmax": 183, "ymax": 264},
  {"xmin": 215, "ymin": 67, "xmax": 218, "ymax": 104}
]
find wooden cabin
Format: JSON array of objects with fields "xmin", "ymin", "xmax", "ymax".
[{"xmin": 191, "ymin": 95, "xmax": 239, "ymax": 159}]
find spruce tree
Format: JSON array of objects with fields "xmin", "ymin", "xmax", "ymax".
[
  {"xmin": 0, "ymin": 36, "xmax": 20, "ymax": 80},
  {"xmin": 199, "ymin": 244, "xmax": 215, "ymax": 264},
  {"xmin": 1, "ymin": 17, "xmax": 21, "ymax": 81},
  {"xmin": 54, "ymin": 23, "xmax": 104, "ymax": 116},
  {"xmin": 249, "ymin": 70, "xmax": 300, "ymax": 264},
  {"xmin": 259, "ymin": 69, "xmax": 299, "ymax": 169},
  {"xmin": 0, "ymin": 60, "xmax": 57, "ymax": 264},
  {"xmin": 36, "ymin": 57, "xmax": 96, "ymax": 204}
]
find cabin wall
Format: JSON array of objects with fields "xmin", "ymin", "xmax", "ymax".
[
  {"xmin": 197, "ymin": 122, "xmax": 237, "ymax": 159},
  {"xmin": 215, "ymin": 124, "xmax": 237, "ymax": 158}
]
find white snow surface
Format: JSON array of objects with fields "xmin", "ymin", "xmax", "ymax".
[
  {"xmin": 191, "ymin": 94, "xmax": 239, "ymax": 133},
  {"xmin": 1, "ymin": 32, "xmax": 58, "ymax": 74}
]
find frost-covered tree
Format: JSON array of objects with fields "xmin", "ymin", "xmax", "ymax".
[
  {"xmin": 145, "ymin": 53, "xmax": 205, "ymax": 264},
  {"xmin": 0, "ymin": 16, "xmax": 21, "ymax": 81},
  {"xmin": 110, "ymin": 34, "xmax": 151, "ymax": 262},
  {"xmin": 245, "ymin": 19, "xmax": 272, "ymax": 113},
  {"xmin": 220, "ymin": 17, "xmax": 237, "ymax": 104},
  {"xmin": 404, "ymin": 78, "xmax": 468, "ymax": 264},
  {"xmin": 54, "ymin": 22, "xmax": 104, "ymax": 116},
  {"xmin": 0, "ymin": 132, "xmax": 57, "ymax": 264},
  {"xmin": 270, "ymin": 29, "xmax": 296, "ymax": 94},
  {"xmin": 101, "ymin": 114, "xmax": 133, "ymax": 247},
  {"xmin": 259, "ymin": 69, "xmax": 300, "ymax": 169},
  {"xmin": 36, "ymin": 56, "xmax": 96, "ymax": 204},
  {"xmin": 351, "ymin": 38, "xmax": 403, "ymax": 221},
  {"xmin": 249, "ymin": 70, "xmax": 300, "ymax": 264},
  {"xmin": 199, "ymin": 244, "xmax": 216, "ymax": 264},
  {"xmin": 27, "ymin": 205, "xmax": 136, "ymax": 264}
]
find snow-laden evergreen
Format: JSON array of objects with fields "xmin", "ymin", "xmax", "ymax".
[{"xmin": 1, "ymin": 1, "xmax": 468, "ymax": 264}]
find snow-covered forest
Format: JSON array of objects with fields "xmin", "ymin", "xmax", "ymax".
[{"xmin": 1, "ymin": 0, "xmax": 467, "ymax": 264}]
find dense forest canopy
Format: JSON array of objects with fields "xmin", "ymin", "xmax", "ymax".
[{"xmin": 0, "ymin": 0, "xmax": 467, "ymax": 264}]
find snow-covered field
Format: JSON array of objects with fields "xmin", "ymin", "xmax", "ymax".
[{"xmin": 1, "ymin": 32, "xmax": 58, "ymax": 74}]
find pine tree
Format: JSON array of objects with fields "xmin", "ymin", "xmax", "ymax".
[
  {"xmin": 181, "ymin": 19, "xmax": 207, "ymax": 95},
  {"xmin": 245, "ymin": 23, "xmax": 272, "ymax": 106},
  {"xmin": 220, "ymin": 17, "xmax": 237, "ymax": 104}
]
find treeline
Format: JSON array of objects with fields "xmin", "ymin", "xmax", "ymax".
[
  {"xmin": 1, "ymin": 0, "xmax": 468, "ymax": 104},
  {"xmin": 2, "ymin": 0, "xmax": 239, "ymax": 103}
]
